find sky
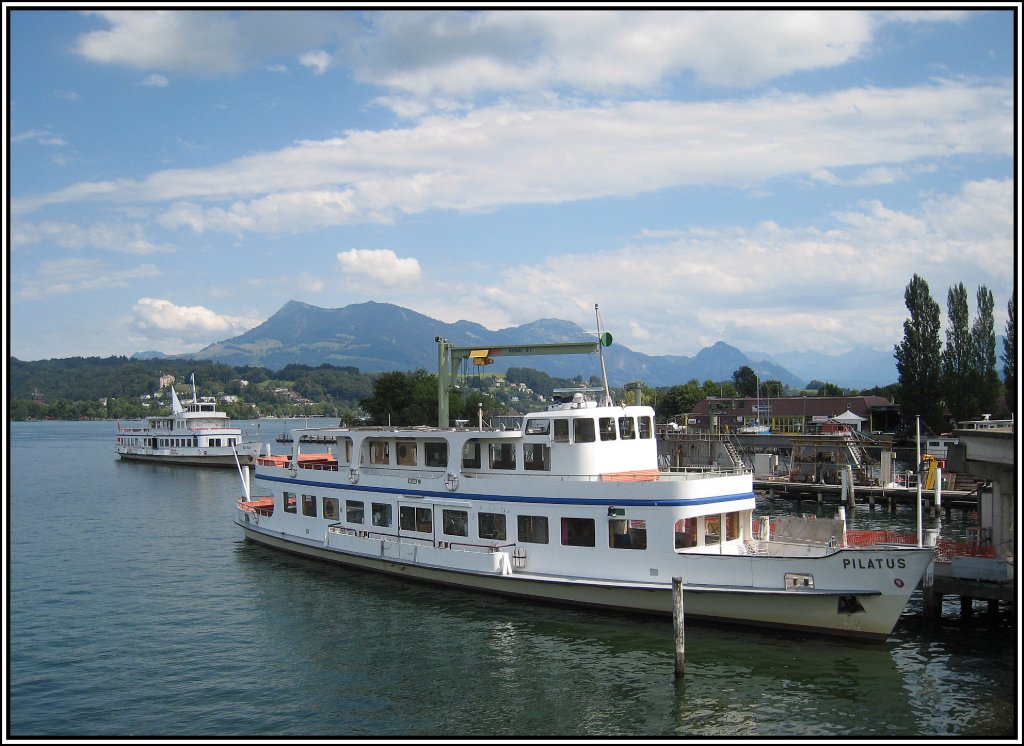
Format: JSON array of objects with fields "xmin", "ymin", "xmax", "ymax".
[{"xmin": 5, "ymin": 5, "xmax": 1020, "ymax": 366}]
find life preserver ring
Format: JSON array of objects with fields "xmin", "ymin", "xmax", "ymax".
[
  {"xmin": 349, "ymin": 467, "xmax": 360, "ymax": 484},
  {"xmin": 445, "ymin": 472, "xmax": 460, "ymax": 491}
]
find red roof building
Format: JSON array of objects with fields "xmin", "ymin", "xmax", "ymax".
[{"xmin": 683, "ymin": 395, "xmax": 900, "ymax": 435}]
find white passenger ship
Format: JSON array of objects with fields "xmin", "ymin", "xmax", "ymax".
[
  {"xmin": 235, "ymin": 386, "xmax": 936, "ymax": 641},
  {"xmin": 117, "ymin": 381, "xmax": 262, "ymax": 467}
]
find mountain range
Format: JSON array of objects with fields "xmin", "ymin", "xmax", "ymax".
[{"xmin": 146, "ymin": 300, "xmax": 900, "ymax": 389}]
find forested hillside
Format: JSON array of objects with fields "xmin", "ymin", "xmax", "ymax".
[{"xmin": 8, "ymin": 356, "xmax": 375, "ymax": 421}]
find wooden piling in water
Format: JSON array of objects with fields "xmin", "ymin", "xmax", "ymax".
[{"xmin": 673, "ymin": 576, "xmax": 685, "ymax": 678}]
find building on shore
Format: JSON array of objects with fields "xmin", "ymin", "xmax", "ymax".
[{"xmin": 682, "ymin": 395, "xmax": 902, "ymax": 436}]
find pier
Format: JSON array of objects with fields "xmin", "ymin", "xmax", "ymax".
[
  {"xmin": 922, "ymin": 426, "xmax": 1016, "ymax": 621},
  {"xmin": 658, "ymin": 424, "xmax": 1016, "ymax": 624},
  {"xmin": 754, "ymin": 478, "xmax": 980, "ymax": 514}
]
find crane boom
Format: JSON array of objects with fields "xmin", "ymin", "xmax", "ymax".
[{"xmin": 435, "ymin": 337, "xmax": 608, "ymax": 427}]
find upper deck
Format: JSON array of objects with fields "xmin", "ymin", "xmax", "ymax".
[{"xmin": 268, "ymin": 399, "xmax": 682, "ymax": 481}]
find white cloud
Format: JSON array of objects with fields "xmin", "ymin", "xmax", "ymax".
[
  {"xmin": 337, "ymin": 248, "xmax": 421, "ymax": 287},
  {"xmin": 13, "ymin": 259, "xmax": 161, "ymax": 301},
  {"xmin": 141, "ymin": 73, "xmax": 169, "ymax": 87},
  {"xmin": 299, "ymin": 49, "xmax": 332, "ymax": 74},
  {"xmin": 69, "ymin": 9, "xmax": 964, "ymax": 97},
  {"xmin": 12, "ymin": 128, "xmax": 66, "ymax": 146},
  {"xmin": 415, "ymin": 178, "xmax": 1014, "ymax": 357},
  {"xmin": 131, "ymin": 297, "xmax": 260, "ymax": 337},
  {"xmin": 13, "ymin": 81, "xmax": 1010, "ymax": 235},
  {"xmin": 75, "ymin": 11, "xmax": 246, "ymax": 73},
  {"xmin": 12, "ymin": 220, "xmax": 178, "ymax": 255},
  {"xmin": 352, "ymin": 10, "xmax": 879, "ymax": 95},
  {"xmin": 73, "ymin": 10, "xmax": 354, "ymax": 74}
]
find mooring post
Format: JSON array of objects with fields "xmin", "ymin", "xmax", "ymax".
[{"xmin": 673, "ymin": 576, "xmax": 685, "ymax": 678}]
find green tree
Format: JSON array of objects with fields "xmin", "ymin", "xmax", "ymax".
[
  {"xmin": 655, "ymin": 380, "xmax": 706, "ymax": 423},
  {"xmin": 732, "ymin": 366, "xmax": 758, "ymax": 397},
  {"xmin": 359, "ymin": 369, "xmax": 438, "ymax": 426},
  {"xmin": 971, "ymin": 285, "xmax": 1000, "ymax": 416},
  {"xmin": 942, "ymin": 282, "xmax": 975, "ymax": 423},
  {"xmin": 894, "ymin": 274, "xmax": 944, "ymax": 433},
  {"xmin": 704, "ymin": 379, "xmax": 737, "ymax": 399},
  {"xmin": 1002, "ymin": 289, "xmax": 1016, "ymax": 414}
]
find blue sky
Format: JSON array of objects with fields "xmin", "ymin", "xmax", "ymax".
[{"xmin": 6, "ymin": 6, "xmax": 1019, "ymax": 366}]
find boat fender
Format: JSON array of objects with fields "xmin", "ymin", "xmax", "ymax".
[
  {"xmin": 349, "ymin": 467, "xmax": 360, "ymax": 484},
  {"xmin": 445, "ymin": 472, "xmax": 460, "ymax": 491}
]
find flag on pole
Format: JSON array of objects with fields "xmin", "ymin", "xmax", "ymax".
[{"xmin": 189, "ymin": 372, "xmax": 197, "ymax": 403}]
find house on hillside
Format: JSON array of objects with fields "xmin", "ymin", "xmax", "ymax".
[{"xmin": 683, "ymin": 395, "xmax": 901, "ymax": 435}]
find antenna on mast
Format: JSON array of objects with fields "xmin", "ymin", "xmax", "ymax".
[{"xmin": 594, "ymin": 304, "xmax": 613, "ymax": 406}]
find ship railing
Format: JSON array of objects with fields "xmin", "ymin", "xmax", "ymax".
[
  {"xmin": 298, "ymin": 461, "xmax": 340, "ymax": 472},
  {"xmin": 360, "ymin": 467, "xmax": 447, "ymax": 479},
  {"xmin": 237, "ymin": 496, "xmax": 275, "ymax": 516},
  {"xmin": 442, "ymin": 469, "xmax": 747, "ymax": 483},
  {"xmin": 659, "ymin": 465, "xmax": 749, "ymax": 478}
]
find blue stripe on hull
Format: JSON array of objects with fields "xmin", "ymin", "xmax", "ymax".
[{"xmin": 253, "ymin": 472, "xmax": 754, "ymax": 507}]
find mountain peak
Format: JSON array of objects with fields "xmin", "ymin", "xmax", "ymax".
[{"xmin": 183, "ymin": 300, "xmax": 812, "ymax": 387}]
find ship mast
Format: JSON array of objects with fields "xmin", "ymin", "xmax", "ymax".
[{"xmin": 594, "ymin": 304, "xmax": 612, "ymax": 406}]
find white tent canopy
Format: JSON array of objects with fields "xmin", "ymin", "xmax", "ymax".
[{"xmin": 830, "ymin": 409, "xmax": 867, "ymax": 431}]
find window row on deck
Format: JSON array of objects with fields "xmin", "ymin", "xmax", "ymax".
[
  {"xmin": 116, "ymin": 436, "xmax": 237, "ymax": 448},
  {"xmin": 300, "ymin": 414, "xmax": 655, "ymax": 473},
  {"xmin": 278, "ymin": 491, "xmax": 743, "ymax": 552}
]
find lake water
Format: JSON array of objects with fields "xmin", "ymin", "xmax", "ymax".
[{"xmin": 7, "ymin": 420, "xmax": 1019, "ymax": 739}]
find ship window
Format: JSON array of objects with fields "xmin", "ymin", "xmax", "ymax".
[
  {"xmin": 725, "ymin": 511, "xmax": 740, "ymax": 541},
  {"xmin": 283, "ymin": 492, "xmax": 297, "ymax": 514},
  {"xmin": 524, "ymin": 443, "xmax": 549, "ymax": 471},
  {"xmin": 609, "ymin": 519, "xmax": 647, "ymax": 550},
  {"xmin": 561, "ymin": 517, "xmax": 596, "ymax": 547},
  {"xmin": 553, "ymin": 419, "xmax": 569, "ymax": 443},
  {"xmin": 462, "ymin": 442, "xmax": 482, "ymax": 469},
  {"xmin": 396, "ymin": 441, "xmax": 417, "ymax": 466},
  {"xmin": 518, "ymin": 515, "xmax": 549, "ymax": 544},
  {"xmin": 573, "ymin": 418, "xmax": 596, "ymax": 443},
  {"xmin": 599, "ymin": 417, "xmax": 617, "ymax": 441},
  {"xmin": 674, "ymin": 517, "xmax": 697, "ymax": 549},
  {"xmin": 442, "ymin": 509, "xmax": 468, "ymax": 537},
  {"xmin": 425, "ymin": 442, "xmax": 447, "ymax": 468},
  {"xmin": 478, "ymin": 512, "xmax": 507, "ymax": 540},
  {"xmin": 371, "ymin": 503, "xmax": 392, "ymax": 528},
  {"xmin": 703, "ymin": 516, "xmax": 721, "ymax": 545},
  {"xmin": 638, "ymin": 417, "xmax": 653, "ymax": 439},
  {"xmin": 489, "ymin": 443, "xmax": 516, "ymax": 470},
  {"xmin": 346, "ymin": 500, "xmax": 364, "ymax": 524},
  {"xmin": 369, "ymin": 440, "xmax": 390, "ymax": 465},
  {"xmin": 302, "ymin": 494, "xmax": 317, "ymax": 517},
  {"xmin": 337, "ymin": 438, "xmax": 353, "ymax": 465},
  {"xmin": 525, "ymin": 418, "xmax": 550, "ymax": 435},
  {"xmin": 618, "ymin": 417, "xmax": 636, "ymax": 440},
  {"xmin": 400, "ymin": 506, "xmax": 432, "ymax": 533},
  {"xmin": 323, "ymin": 498, "xmax": 339, "ymax": 521}
]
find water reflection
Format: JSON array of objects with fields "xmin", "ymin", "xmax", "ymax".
[{"xmin": 232, "ymin": 542, "xmax": 991, "ymax": 738}]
